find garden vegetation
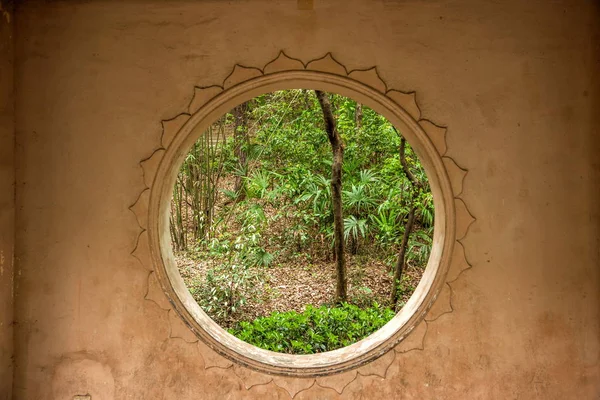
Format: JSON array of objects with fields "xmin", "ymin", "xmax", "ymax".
[{"xmin": 170, "ymin": 89, "xmax": 433, "ymax": 354}]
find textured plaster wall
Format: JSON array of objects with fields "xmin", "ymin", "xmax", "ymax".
[
  {"xmin": 11, "ymin": 0, "xmax": 600, "ymax": 399},
  {"xmin": 0, "ymin": 0, "xmax": 14, "ymax": 398}
]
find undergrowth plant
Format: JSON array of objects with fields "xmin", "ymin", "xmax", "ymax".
[{"xmin": 228, "ymin": 303, "xmax": 395, "ymax": 354}]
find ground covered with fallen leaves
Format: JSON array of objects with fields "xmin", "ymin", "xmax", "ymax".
[{"xmin": 177, "ymin": 252, "xmax": 424, "ymax": 329}]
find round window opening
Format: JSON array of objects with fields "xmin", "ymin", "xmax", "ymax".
[{"xmin": 153, "ymin": 74, "xmax": 454, "ymax": 376}]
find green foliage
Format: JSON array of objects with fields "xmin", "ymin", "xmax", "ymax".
[
  {"xmin": 343, "ymin": 215, "xmax": 369, "ymax": 243},
  {"xmin": 172, "ymin": 89, "xmax": 435, "ymax": 348},
  {"xmin": 343, "ymin": 182, "xmax": 378, "ymax": 217},
  {"xmin": 190, "ymin": 207, "xmax": 273, "ymax": 323},
  {"xmin": 407, "ymin": 227, "xmax": 433, "ymax": 266},
  {"xmin": 228, "ymin": 303, "xmax": 395, "ymax": 354},
  {"xmin": 393, "ymin": 274, "xmax": 417, "ymax": 309},
  {"xmin": 212, "ymin": 90, "xmax": 434, "ymax": 255},
  {"xmin": 191, "ymin": 260, "xmax": 261, "ymax": 324}
]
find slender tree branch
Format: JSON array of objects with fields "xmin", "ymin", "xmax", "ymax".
[
  {"xmin": 393, "ymin": 126, "xmax": 420, "ymax": 189},
  {"xmin": 390, "ymin": 128, "xmax": 422, "ymax": 306},
  {"xmin": 390, "ymin": 206, "xmax": 416, "ymax": 306},
  {"xmin": 315, "ymin": 90, "xmax": 347, "ymax": 303}
]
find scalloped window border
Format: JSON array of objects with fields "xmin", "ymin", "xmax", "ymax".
[{"xmin": 134, "ymin": 53, "xmax": 471, "ymax": 378}]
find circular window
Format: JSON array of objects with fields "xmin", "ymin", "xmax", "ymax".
[
  {"xmin": 171, "ymin": 89, "xmax": 434, "ymax": 353},
  {"xmin": 147, "ymin": 71, "xmax": 455, "ymax": 376}
]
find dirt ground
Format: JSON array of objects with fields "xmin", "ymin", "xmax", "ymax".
[{"xmin": 177, "ymin": 252, "xmax": 423, "ymax": 328}]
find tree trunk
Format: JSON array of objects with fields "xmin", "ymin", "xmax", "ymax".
[
  {"xmin": 390, "ymin": 206, "xmax": 416, "ymax": 306},
  {"xmin": 233, "ymin": 101, "xmax": 249, "ymax": 201},
  {"xmin": 390, "ymin": 134, "xmax": 421, "ymax": 307},
  {"xmin": 315, "ymin": 90, "xmax": 347, "ymax": 303}
]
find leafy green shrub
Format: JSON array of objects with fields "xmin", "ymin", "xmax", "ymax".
[
  {"xmin": 192, "ymin": 261, "xmax": 261, "ymax": 324},
  {"xmin": 189, "ymin": 219, "xmax": 272, "ymax": 324},
  {"xmin": 228, "ymin": 303, "xmax": 394, "ymax": 354}
]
